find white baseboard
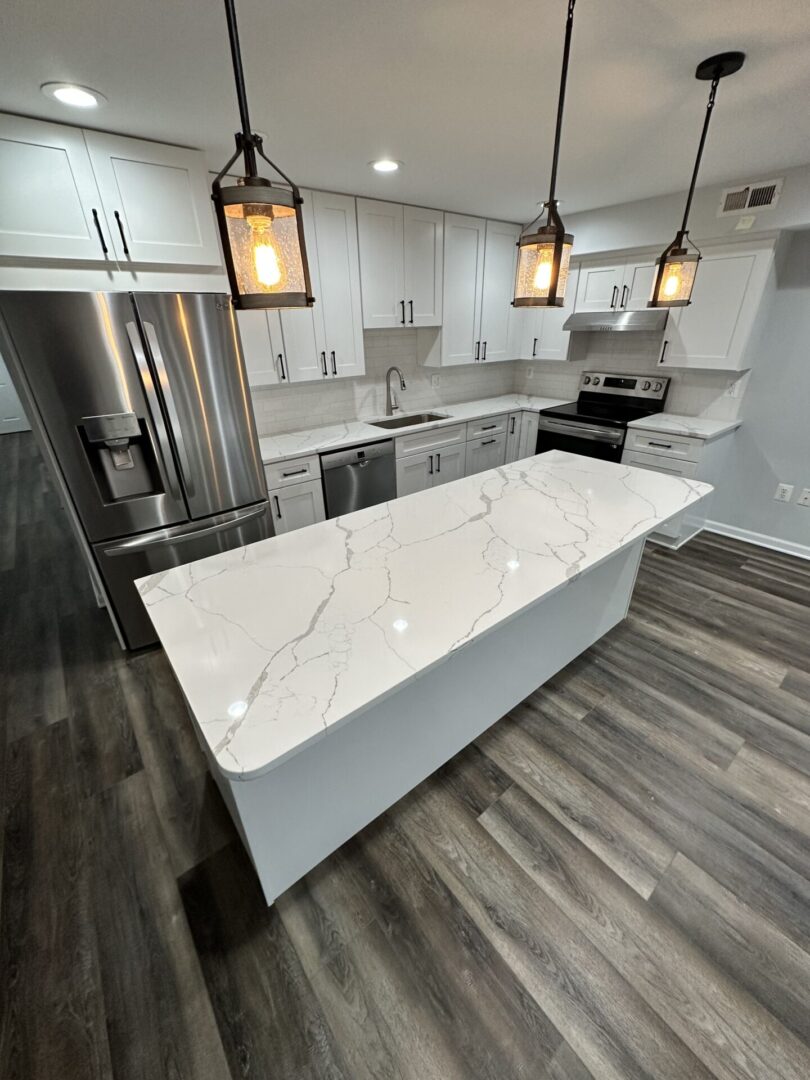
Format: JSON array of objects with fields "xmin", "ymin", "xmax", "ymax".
[{"xmin": 703, "ymin": 520, "xmax": 810, "ymax": 562}]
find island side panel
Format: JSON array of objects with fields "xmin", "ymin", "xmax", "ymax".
[{"xmin": 216, "ymin": 537, "xmax": 645, "ymax": 905}]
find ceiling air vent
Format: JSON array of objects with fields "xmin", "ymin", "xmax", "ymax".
[{"xmin": 718, "ymin": 179, "xmax": 782, "ymax": 217}]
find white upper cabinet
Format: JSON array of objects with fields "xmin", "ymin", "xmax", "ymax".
[
  {"xmin": 518, "ymin": 264, "xmax": 580, "ymax": 362},
  {"xmin": 279, "ymin": 308, "xmax": 325, "ymax": 383},
  {"xmin": 478, "ymin": 220, "xmax": 521, "ymax": 363},
  {"xmin": 0, "ymin": 113, "xmax": 114, "ymax": 261},
  {"xmin": 356, "ymin": 199, "xmax": 443, "ymax": 328},
  {"xmin": 83, "ymin": 131, "xmax": 221, "ymax": 266},
  {"xmin": 575, "ymin": 257, "xmax": 655, "ymax": 312},
  {"xmin": 660, "ymin": 240, "xmax": 774, "ymax": 371},
  {"xmin": 306, "ymin": 190, "xmax": 365, "ymax": 379},
  {"xmin": 237, "ymin": 310, "xmax": 282, "ymax": 387},
  {"xmin": 441, "ymin": 214, "xmax": 486, "ymax": 365},
  {"xmin": 621, "ymin": 260, "xmax": 656, "ymax": 311}
]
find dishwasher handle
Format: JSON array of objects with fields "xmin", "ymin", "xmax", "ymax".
[{"xmin": 320, "ymin": 439, "xmax": 395, "ymax": 471}]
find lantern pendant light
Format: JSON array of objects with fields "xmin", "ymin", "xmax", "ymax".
[
  {"xmin": 649, "ymin": 51, "xmax": 745, "ymax": 308},
  {"xmin": 212, "ymin": 0, "xmax": 314, "ymax": 310},
  {"xmin": 513, "ymin": 0, "xmax": 578, "ymax": 308}
]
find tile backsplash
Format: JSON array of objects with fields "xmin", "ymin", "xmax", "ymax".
[{"xmin": 250, "ymin": 328, "xmax": 746, "ymax": 436}]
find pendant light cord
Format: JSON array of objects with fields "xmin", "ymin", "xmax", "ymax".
[
  {"xmin": 547, "ymin": 0, "xmax": 576, "ymax": 212},
  {"xmin": 679, "ymin": 76, "xmax": 719, "ymax": 236}
]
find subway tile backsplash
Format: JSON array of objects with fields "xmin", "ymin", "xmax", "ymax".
[{"xmin": 250, "ymin": 328, "xmax": 746, "ymax": 436}]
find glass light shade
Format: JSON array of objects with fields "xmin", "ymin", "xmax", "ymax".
[
  {"xmin": 513, "ymin": 227, "xmax": 573, "ymax": 307},
  {"xmin": 215, "ymin": 181, "xmax": 312, "ymax": 309},
  {"xmin": 649, "ymin": 247, "xmax": 700, "ymax": 308}
]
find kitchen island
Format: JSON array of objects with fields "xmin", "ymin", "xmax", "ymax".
[{"xmin": 138, "ymin": 450, "xmax": 711, "ymax": 904}]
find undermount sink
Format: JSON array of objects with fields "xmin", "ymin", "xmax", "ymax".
[{"xmin": 370, "ymin": 412, "xmax": 449, "ymax": 430}]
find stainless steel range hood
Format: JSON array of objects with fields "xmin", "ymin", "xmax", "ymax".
[{"xmin": 562, "ymin": 309, "xmax": 669, "ymax": 333}]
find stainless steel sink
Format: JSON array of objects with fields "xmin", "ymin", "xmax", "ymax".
[{"xmin": 370, "ymin": 412, "xmax": 449, "ymax": 430}]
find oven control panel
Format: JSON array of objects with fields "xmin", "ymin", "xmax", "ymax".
[{"xmin": 579, "ymin": 372, "xmax": 669, "ymax": 400}]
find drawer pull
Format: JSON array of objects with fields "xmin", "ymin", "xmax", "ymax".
[
  {"xmin": 481, "ymin": 424, "xmax": 497, "ymax": 431},
  {"xmin": 648, "ymin": 441, "xmax": 673, "ymax": 449},
  {"xmin": 282, "ymin": 468, "xmax": 308, "ymax": 477},
  {"xmin": 481, "ymin": 438, "xmax": 497, "ymax": 446}
]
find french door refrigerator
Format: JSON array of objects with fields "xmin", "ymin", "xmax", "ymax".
[{"xmin": 0, "ymin": 291, "xmax": 272, "ymax": 649}]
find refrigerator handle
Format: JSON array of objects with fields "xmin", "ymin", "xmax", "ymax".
[
  {"xmin": 103, "ymin": 502, "xmax": 268, "ymax": 556},
  {"xmin": 141, "ymin": 321, "xmax": 195, "ymax": 497},
  {"xmin": 124, "ymin": 322, "xmax": 183, "ymax": 503}
]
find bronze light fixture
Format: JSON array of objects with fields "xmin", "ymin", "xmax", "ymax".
[
  {"xmin": 513, "ymin": 0, "xmax": 578, "ymax": 308},
  {"xmin": 212, "ymin": 0, "xmax": 314, "ymax": 310},
  {"xmin": 649, "ymin": 51, "xmax": 745, "ymax": 308}
]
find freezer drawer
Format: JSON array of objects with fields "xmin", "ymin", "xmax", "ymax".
[{"xmin": 94, "ymin": 502, "xmax": 272, "ymax": 649}]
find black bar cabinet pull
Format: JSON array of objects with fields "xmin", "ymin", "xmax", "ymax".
[
  {"xmin": 273, "ymin": 495, "xmax": 282, "ymax": 519},
  {"xmin": 330, "ymin": 351, "xmax": 337, "ymax": 376},
  {"xmin": 408, "ymin": 300, "xmax": 414, "ymax": 324},
  {"xmin": 91, "ymin": 209, "xmax": 109, "ymax": 255},
  {"xmin": 436, "ymin": 453, "xmax": 441, "ymax": 473},
  {"xmin": 510, "ymin": 417, "xmax": 516, "ymax": 435},
  {"xmin": 428, "ymin": 454, "xmax": 434, "ymax": 475},
  {"xmin": 475, "ymin": 340, "xmax": 480, "ymax": 361},
  {"xmin": 482, "ymin": 438, "xmax": 497, "ymax": 446},
  {"xmin": 610, "ymin": 285, "xmax": 618, "ymax": 309},
  {"xmin": 320, "ymin": 352, "xmax": 328, "ymax": 376},
  {"xmin": 481, "ymin": 424, "xmax": 497, "ymax": 431},
  {"xmin": 649, "ymin": 441, "xmax": 673, "ymax": 449},
  {"xmin": 113, "ymin": 210, "xmax": 130, "ymax": 256},
  {"xmin": 482, "ymin": 341, "xmax": 487, "ymax": 361},
  {"xmin": 400, "ymin": 300, "xmax": 406, "ymax": 325},
  {"xmin": 277, "ymin": 353, "xmax": 286, "ymax": 381},
  {"xmin": 620, "ymin": 284, "xmax": 629, "ymax": 309},
  {"xmin": 532, "ymin": 337, "xmax": 538, "ymax": 357},
  {"xmin": 282, "ymin": 468, "xmax": 307, "ymax": 477},
  {"xmin": 659, "ymin": 339, "xmax": 670, "ymax": 365}
]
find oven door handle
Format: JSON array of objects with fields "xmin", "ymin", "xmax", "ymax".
[{"xmin": 537, "ymin": 417, "xmax": 624, "ymax": 444}]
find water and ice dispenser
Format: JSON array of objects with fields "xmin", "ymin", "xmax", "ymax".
[{"xmin": 80, "ymin": 412, "xmax": 162, "ymax": 502}]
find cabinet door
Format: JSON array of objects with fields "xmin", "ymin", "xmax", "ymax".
[
  {"xmin": 505, "ymin": 412, "xmax": 522, "ymax": 463},
  {"xmin": 661, "ymin": 245, "xmax": 771, "ymax": 371},
  {"xmin": 441, "ymin": 214, "xmax": 486, "ymax": 365},
  {"xmin": 308, "ymin": 190, "xmax": 365, "ymax": 378},
  {"xmin": 237, "ymin": 311, "xmax": 281, "ymax": 388},
  {"xmin": 83, "ymin": 131, "xmax": 220, "ymax": 266},
  {"xmin": 0, "ymin": 351, "xmax": 30, "ymax": 433},
  {"xmin": 479, "ymin": 220, "xmax": 521, "ymax": 362},
  {"xmin": 356, "ymin": 198, "xmax": 404, "ymax": 329},
  {"xmin": 620, "ymin": 260, "xmax": 655, "ymax": 311},
  {"xmin": 574, "ymin": 263, "xmax": 625, "ymax": 312},
  {"xmin": 269, "ymin": 478, "xmax": 326, "ymax": 534},
  {"xmin": 517, "ymin": 411, "xmax": 539, "ymax": 459},
  {"xmin": 432, "ymin": 443, "xmax": 466, "ymax": 486},
  {"xmin": 535, "ymin": 265, "xmax": 580, "ymax": 361},
  {"xmin": 0, "ymin": 114, "xmax": 113, "ymax": 261},
  {"xmin": 279, "ymin": 309, "xmax": 324, "ymax": 382},
  {"xmin": 403, "ymin": 205, "xmax": 443, "ymax": 327},
  {"xmin": 395, "ymin": 451, "xmax": 433, "ymax": 496},
  {"xmin": 465, "ymin": 432, "xmax": 507, "ymax": 476}
]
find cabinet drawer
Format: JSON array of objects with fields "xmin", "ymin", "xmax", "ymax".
[
  {"xmin": 623, "ymin": 449, "xmax": 699, "ymax": 479},
  {"xmin": 625, "ymin": 428, "xmax": 703, "ymax": 463},
  {"xmin": 264, "ymin": 454, "xmax": 321, "ymax": 489},
  {"xmin": 466, "ymin": 413, "xmax": 508, "ymax": 440},
  {"xmin": 396, "ymin": 423, "xmax": 466, "ymax": 458}
]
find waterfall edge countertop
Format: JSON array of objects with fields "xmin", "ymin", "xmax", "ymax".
[
  {"xmin": 137, "ymin": 451, "xmax": 711, "ymax": 781},
  {"xmin": 257, "ymin": 394, "xmax": 571, "ymax": 464}
]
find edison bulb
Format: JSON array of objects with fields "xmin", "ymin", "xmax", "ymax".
[
  {"xmin": 533, "ymin": 256, "xmax": 553, "ymax": 292},
  {"xmin": 247, "ymin": 212, "xmax": 284, "ymax": 289},
  {"xmin": 663, "ymin": 267, "xmax": 682, "ymax": 298}
]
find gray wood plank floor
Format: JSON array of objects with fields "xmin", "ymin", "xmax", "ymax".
[{"xmin": 2, "ymin": 430, "xmax": 810, "ymax": 1079}]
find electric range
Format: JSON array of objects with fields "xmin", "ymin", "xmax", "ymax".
[{"xmin": 536, "ymin": 372, "xmax": 670, "ymax": 461}]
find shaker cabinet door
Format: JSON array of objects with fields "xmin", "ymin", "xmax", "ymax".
[
  {"xmin": 403, "ymin": 204, "xmax": 443, "ymax": 327},
  {"xmin": 269, "ymin": 478, "xmax": 326, "ymax": 534},
  {"xmin": 441, "ymin": 214, "xmax": 486, "ymax": 365},
  {"xmin": 479, "ymin": 220, "xmax": 521, "ymax": 363},
  {"xmin": 357, "ymin": 198, "xmax": 404, "ymax": 329}
]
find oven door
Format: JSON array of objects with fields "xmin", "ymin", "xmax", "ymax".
[{"xmin": 536, "ymin": 416, "xmax": 625, "ymax": 462}]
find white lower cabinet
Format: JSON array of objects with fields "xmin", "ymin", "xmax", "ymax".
[
  {"xmin": 395, "ymin": 443, "xmax": 467, "ymax": 496},
  {"xmin": 268, "ymin": 478, "xmax": 326, "ymax": 534},
  {"xmin": 505, "ymin": 412, "xmax": 522, "ymax": 462},
  {"xmin": 465, "ymin": 432, "xmax": 507, "ymax": 476},
  {"xmin": 517, "ymin": 411, "xmax": 539, "ymax": 459}
]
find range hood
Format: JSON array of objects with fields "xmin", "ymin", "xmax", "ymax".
[{"xmin": 562, "ymin": 309, "xmax": 669, "ymax": 333}]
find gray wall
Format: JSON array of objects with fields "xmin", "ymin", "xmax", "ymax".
[{"xmin": 709, "ymin": 231, "xmax": 810, "ymax": 552}]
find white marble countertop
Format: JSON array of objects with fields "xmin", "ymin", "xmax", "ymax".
[
  {"xmin": 627, "ymin": 413, "xmax": 742, "ymax": 442},
  {"xmin": 138, "ymin": 451, "xmax": 711, "ymax": 782},
  {"xmin": 257, "ymin": 394, "xmax": 571, "ymax": 464}
]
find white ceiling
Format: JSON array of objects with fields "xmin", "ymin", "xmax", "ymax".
[{"xmin": 3, "ymin": 0, "xmax": 809, "ymax": 222}]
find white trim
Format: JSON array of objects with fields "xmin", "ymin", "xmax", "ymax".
[{"xmin": 704, "ymin": 520, "xmax": 810, "ymax": 562}]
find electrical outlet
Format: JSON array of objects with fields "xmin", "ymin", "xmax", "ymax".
[
  {"xmin": 526, "ymin": 366, "xmax": 534, "ymax": 379},
  {"xmin": 431, "ymin": 374, "xmax": 441, "ymax": 388},
  {"xmin": 774, "ymin": 483, "xmax": 794, "ymax": 503},
  {"xmin": 798, "ymin": 488, "xmax": 810, "ymax": 507}
]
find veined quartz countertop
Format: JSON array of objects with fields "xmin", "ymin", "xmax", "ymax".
[
  {"xmin": 257, "ymin": 394, "xmax": 571, "ymax": 464},
  {"xmin": 627, "ymin": 413, "xmax": 741, "ymax": 442},
  {"xmin": 138, "ymin": 451, "xmax": 711, "ymax": 782}
]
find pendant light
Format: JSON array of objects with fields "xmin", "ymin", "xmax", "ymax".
[
  {"xmin": 513, "ymin": 0, "xmax": 578, "ymax": 308},
  {"xmin": 212, "ymin": 0, "xmax": 314, "ymax": 310},
  {"xmin": 649, "ymin": 51, "xmax": 745, "ymax": 308}
]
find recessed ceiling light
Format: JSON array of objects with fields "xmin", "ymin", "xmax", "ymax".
[
  {"xmin": 370, "ymin": 159, "xmax": 401, "ymax": 174},
  {"xmin": 41, "ymin": 82, "xmax": 106, "ymax": 109}
]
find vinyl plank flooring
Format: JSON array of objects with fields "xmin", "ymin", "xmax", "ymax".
[
  {"xmin": 180, "ymin": 842, "xmax": 350, "ymax": 1080},
  {"xmin": 87, "ymin": 771, "xmax": 230, "ymax": 1080},
  {"xmin": 543, "ymin": 1042, "xmax": 594, "ymax": 1080},
  {"xmin": 651, "ymin": 852, "xmax": 810, "ymax": 1047},
  {"xmin": 481, "ymin": 783, "xmax": 810, "ymax": 1080},
  {"xmin": 0, "ymin": 720, "xmax": 113, "ymax": 1080},
  {"xmin": 725, "ymin": 744, "xmax": 810, "ymax": 837}
]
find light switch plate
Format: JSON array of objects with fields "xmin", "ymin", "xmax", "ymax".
[{"xmin": 798, "ymin": 488, "xmax": 810, "ymax": 507}]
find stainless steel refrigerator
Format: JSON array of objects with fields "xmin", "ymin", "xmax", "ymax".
[{"xmin": 0, "ymin": 291, "xmax": 272, "ymax": 649}]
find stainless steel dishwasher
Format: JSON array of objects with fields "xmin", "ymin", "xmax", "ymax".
[{"xmin": 320, "ymin": 440, "xmax": 396, "ymax": 518}]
